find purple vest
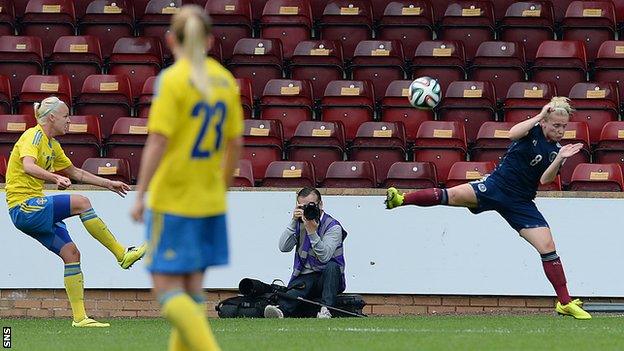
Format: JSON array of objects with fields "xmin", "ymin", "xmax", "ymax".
[{"xmin": 291, "ymin": 212, "xmax": 347, "ymax": 292}]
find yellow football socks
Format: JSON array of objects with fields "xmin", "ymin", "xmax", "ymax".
[
  {"xmin": 169, "ymin": 329, "xmax": 189, "ymax": 351},
  {"xmin": 160, "ymin": 290, "xmax": 220, "ymax": 351},
  {"xmin": 63, "ymin": 262, "xmax": 87, "ymax": 322},
  {"xmin": 80, "ymin": 209, "xmax": 125, "ymax": 261}
]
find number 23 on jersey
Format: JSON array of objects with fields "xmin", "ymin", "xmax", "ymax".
[{"xmin": 191, "ymin": 100, "xmax": 227, "ymax": 159}]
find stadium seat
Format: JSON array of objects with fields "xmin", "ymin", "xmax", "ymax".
[
  {"xmin": 438, "ymin": 0, "xmax": 496, "ymax": 61},
  {"xmin": 321, "ymin": 160, "xmax": 376, "ymax": 188},
  {"xmin": 437, "ymin": 80, "xmax": 496, "ymax": 145},
  {"xmin": 558, "ymin": 121, "xmax": 591, "ymax": 186},
  {"xmin": 413, "ymin": 120, "xmax": 467, "ymax": 184},
  {"xmin": 411, "ymin": 40, "xmax": 466, "ymax": 93},
  {"xmin": 380, "ymin": 80, "xmax": 434, "ymax": 144},
  {"xmin": 109, "ymin": 37, "xmax": 163, "ymax": 98},
  {"xmin": 205, "ymin": 0, "xmax": 253, "ymax": 61},
  {"xmin": 568, "ymin": 163, "xmax": 623, "ymax": 192},
  {"xmin": 350, "ymin": 40, "xmax": 407, "ymax": 98},
  {"xmin": 241, "ymin": 119, "xmax": 283, "ymax": 181},
  {"xmin": 250, "ymin": 0, "xmax": 268, "ymax": 21},
  {"xmin": 18, "ymin": 75, "xmax": 72, "ymax": 116},
  {"xmin": 289, "ymin": 40, "xmax": 345, "ymax": 100},
  {"xmin": 445, "ymin": 161, "xmax": 495, "ymax": 188},
  {"xmin": 561, "ymin": 1, "xmax": 616, "ymax": 62},
  {"xmin": 0, "ymin": 114, "xmax": 37, "ymax": 159},
  {"xmin": 349, "ymin": 121, "xmax": 407, "ymax": 185},
  {"xmin": 136, "ymin": 0, "xmax": 181, "ymax": 62},
  {"xmin": 551, "ymin": 0, "xmax": 573, "ymax": 23},
  {"xmin": 377, "ymin": 0, "xmax": 434, "ymax": 59},
  {"xmin": 286, "ymin": 120, "xmax": 346, "ymax": 183},
  {"xmin": 75, "ymin": 74, "xmax": 133, "ymax": 139},
  {"xmin": 232, "ymin": 158, "xmax": 254, "ymax": 187},
  {"xmin": 470, "ymin": 121, "xmax": 515, "ymax": 164},
  {"xmin": 259, "ymin": 79, "xmax": 313, "ymax": 141},
  {"xmin": 594, "ymin": 121, "xmax": 624, "ymax": 173},
  {"xmin": 81, "ymin": 157, "xmax": 131, "ymax": 184},
  {"xmin": 318, "ymin": 0, "xmax": 374, "ymax": 60},
  {"xmin": 320, "ymin": 80, "xmax": 375, "ymax": 142},
  {"xmin": 0, "ymin": 75, "xmax": 11, "ymax": 114},
  {"xmin": 499, "ymin": 1, "xmax": 555, "ymax": 62},
  {"xmin": 568, "ymin": 82, "xmax": 619, "ymax": 144},
  {"xmin": 260, "ymin": 0, "xmax": 312, "ymax": 59},
  {"xmin": 538, "ymin": 174, "xmax": 562, "ymax": 191},
  {"xmin": 105, "ymin": 117, "xmax": 147, "ymax": 183},
  {"xmin": 236, "ymin": 77, "xmax": 253, "ymax": 119},
  {"xmin": 49, "ymin": 36, "xmax": 103, "ymax": 98},
  {"xmin": 55, "ymin": 115, "xmax": 102, "ymax": 168},
  {"xmin": 78, "ymin": 0, "xmax": 134, "ymax": 59},
  {"xmin": 503, "ymin": 81, "xmax": 557, "ymax": 123},
  {"xmin": 0, "ymin": 155, "xmax": 6, "ymax": 182},
  {"xmin": 261, "ymin": 160, "xmax": 316, "ymax": 187},
  {"xmin": 381, "ymin": 161, "xmax": 437, "ymax": 189},
  {"xmin": 228, "ymin": 38, "xmax": 284, "ymax": 99},
  {"xmin": 0, "ymin": 0, "xmax": 15, "ymax": 36},
  {"xmin": 593, "ymin": 41, "xmax": 624, "ymax": 104},
  {"xmin": 21, "ymin": 0, "xmax": 76, "ymax": 57},
  {"xmin": 469, "ymin": 41, "xmax": 527, "ymax": 102},
  {"xmin": 135, "ymin": 76, "xmax": 156, "ymax": 118},
  {"xmin": 0, "ymin": 36, "xmax": 43, "ymax": 98},
  {"xmin": 531, "ymin": 40, "xmax": 588, "ymax": 96}
]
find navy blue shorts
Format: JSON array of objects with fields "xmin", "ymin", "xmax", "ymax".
[
  {"xmin": 9, "ymin": 195, "xmax": 74, "ymax": 256},
  {"xmin": 469, "ymin": 177, "xmax": 549, "ymax": 232}
]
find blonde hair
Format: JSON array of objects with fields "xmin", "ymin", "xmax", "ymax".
[
  {"xmin": 33, "ymin": 96, "xmax": 65, "ymax": 125},
  {"xmin": 548, "ymin": 96, "xmax": 574, "ymax": 119},
  {"xmin": 170, "ymin": 5, "xmax": 212, "ymax": 99}
]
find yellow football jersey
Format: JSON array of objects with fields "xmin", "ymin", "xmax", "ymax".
[
  {"xmin": 5, "ymin": 124, "xmax": 73, "ymax": 208},
  {"xmin": 147, "ymin": 57, "xmax": 243, "ymax": 217}
]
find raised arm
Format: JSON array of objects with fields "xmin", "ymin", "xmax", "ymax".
[
  {"xmin": 540, "ymin": 143, "xmax": 583, "ymax": 185},
  {"xmin": 508, "ymin": 104, "xmax": 553, "ymax": 141}
]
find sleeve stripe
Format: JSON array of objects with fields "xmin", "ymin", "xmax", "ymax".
[{"xmin": 32, "ymin": 131, "xmax": 42, "ymax": 146}]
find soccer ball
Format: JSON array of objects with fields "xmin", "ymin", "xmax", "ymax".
[{"xmin": 408, "ymin": 77, "xmax": 441, "ymax": 109}]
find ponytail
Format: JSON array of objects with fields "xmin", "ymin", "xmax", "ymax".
[
  {"xmin": 33, "ymin": 96, "xmax": 63, "ymax": 125},
  {"xmin": 183, "ymin": 15, "xmax": 210, "ymax": 100}
]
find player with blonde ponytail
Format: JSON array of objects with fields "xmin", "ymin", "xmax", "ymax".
[
  {"xmin": 6, "ymin": 96, "xmax": 146, "ymax": 328},
  {"xmin": 131, "ymin": 5, "xmax": 243, "ymax": 351}
]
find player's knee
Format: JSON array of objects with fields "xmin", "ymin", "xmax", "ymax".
[
  {"xmin": 543, "ymin": 240, "xmax": 556, "ymax": 253},
  {"xmin": 60, "ymin": 243, "xmax": 80, "ymax": 263},
  {"xmin": 71, "ymin": 195, "xmax": 92, "ymax": 213}
]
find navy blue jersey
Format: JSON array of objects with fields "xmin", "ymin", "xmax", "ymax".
[{"xmin": 488, "ymin": 124, "xmax": 561, "ymax": 200}]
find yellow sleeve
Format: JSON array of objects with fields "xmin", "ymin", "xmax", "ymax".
[
  {"xmin": 223, "ymin": 77, "xmax": 244, "ymax": 140},
  {"xmin": 16, "ymin": 129, "xmax": 41, "ymax": 161},
  {"xmin": 148, "ymin": 72, "xmax": 178, "ymax": 138},
  {"xmin": 52, "ymin": 141, "xmax": 73, "ymax": 171}
]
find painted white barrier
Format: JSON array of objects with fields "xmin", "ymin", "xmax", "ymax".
[{"xmin": 0, "ymin": 191, "xmax": 622, "ymax": 297}]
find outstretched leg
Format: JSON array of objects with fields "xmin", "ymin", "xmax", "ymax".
[{"xmin": 386, "ymin": 183, "xmax": 478, "ymax": 209}]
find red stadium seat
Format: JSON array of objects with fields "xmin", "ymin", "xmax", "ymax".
[
  {"xmin": 55, "ymin": 115, "xmax": 102, "ymax": 168},
  {"xmin": 18, "ymin": 75, "xmax": 72, "ymax": 116},
  {"xmin": 320, "ymin": 80, "xmax": 375, "ymax": 142},
  {"xmin": 49, "ymin": 36, "xmax": 103, "ymax": 98},
  {"xmin": 262, "ymin": 160, "xmax": 316, "ymax": 187},
  {"xmin": 382, "ymin": 161, "xmax": 437, "ymax": 189},
  {"xmin": 75, "ymin": 74, "xmax": 133, "ymax": 139},
  {"xmin": 260, "ymin": 0, "xmax": 312, "ymax": 59},
  {"xmin": 569, "ymin": 163, "xmax": 623, "ymax": 192},
  {"xmin": 105, "ymin": 117, "xmax": 147, "ymax": 183},
  {"xmin": 136, "ymin": 76, "xmax": 156, "ymax": 118},
  {"xmin": 0, "ymin": 114, "xmax": 37, "ymax": 159},
  {"xmin": 503, "ymin": 81, "xmax": 557, "ymax": 123},
  {"xmin": 439, "ymin": 0, "xmax": 495, "ymax": 61},
  {"xmin": 558, "ymin": 121, "xmax": 590, "ymax": 186},
  {"xmin": 287, "ymin": 120, "xmax": 346, "ymax": 183},
  {"xmin": 377, "ymin": 0, "xmax": 434, "ymax": 58},
  {"xmin": 78, "ymin": 0, "xmax": 134, "ymax": 59},
  {"xmin": 471, "ymin": 121, "xmax": 515, "ymax": 164},
  {"xmin": 470, "ymin": 41, "xmax": 527, "ymax": 101},
  {"xmin": 232, "ymin": 158, "xmax": 255, "ymax": 187},
  {"xmin": 228, "ymin": 38, "xmax": 283, "ymax": 99},
  {"xmin": 561, "ymin": 1, "xmax": 616, "ymax": 62},
  {"xmin": 21, "ymin": 0, "xmax": 76, "ymax": 57},
  {"xmin": 593, "ymin": 41, "xmax": 624, "ymax": 104},
  {"xmin": 289, "ymin": 40, "xmax": 345, "ymax": 100},
  {"xmin": 500, "ymin": 1, "xmax": 555, "ymax": 62},
  {"xmin": 0, "ymin": 36, "xmax": 43, "ymax": 98},
  {"xmin": 437, "ymin": 80, "xmax": 496, "ymax": 144},
  {"xmin": 531, "ymin": 40, "xmax": 587, "ymax": 96},
  {"xmin": 568, "ymin": 82, "xmax": 619, "ymax": 144},
  {"xmin": 0, "ymin": 75, "xmax": 11, "ymax": 114},
  {"xmin": 136, "ymin": 0, "xmax": 181, "ymax": 62},
  {"xmin": 321, "ymin": 160, "xmax": 376, "ymax": 188},
  {"xmin": 412, "ymin": 40, "xmax": 466, "ymax": 93},
  {"xmin": 349, "ymin": 121, "xmax": 407, "ymax": 185},
  {"xmin": 241, "ymin": 119, "xmax": 283, "ymax": 181},
  {"xmin": 109, "ymin": 37, "xmax": 163, "ymax": 98},
  {"xmin": 594, "ymin": 122, "xmax": 624, "ymax": 173},
  {"xmin": 205, "ymin": 0, "xmax": 253, "ymax": 61},
  {"xmin": 318, "ymin": 0, "xmax": 374, "ymax": 60},
  {"xmin": 539, "ymin": 174, "xmax": 562, "ymax": 191},
  {"xmin": 0, "ymin": 0, "xmax": 15, "ymax": 36},
  {"xmin": 413, "ymin": 120, "xmax": 467, "ymax": 184},
  {"xmin": 81, "ymin": 157, "xmax": 131, "ymax": 184},
  {"xmin": 445, "ymin": 161, "xmax": 495, "ymax": 188},
  {"xmin": 259, "ymin": 79, "xmax": 313, "ymax": 141},
  {"xmin": 0, "ymin": 155, "xmax": 6, "ymax": 182},
  {"xmin": 380, "ymin": 80, "xmax": 434, "ymax": 143},
  {"xmin": 351, "ymin": 40, "xmax": 407, "ymax": 98},
  {"xmin": 235, "ymin": 77, "xmax": 253, "ymax": 119}
]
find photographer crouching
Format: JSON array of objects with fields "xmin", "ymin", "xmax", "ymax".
[{"xmin": 264, "ymin": 187, "xmax": 347, "ymax": 319}]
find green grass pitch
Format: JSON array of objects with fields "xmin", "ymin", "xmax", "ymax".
[{"xmin": 2, "ymin": 315, "xmax": 623, "ymax": 351}]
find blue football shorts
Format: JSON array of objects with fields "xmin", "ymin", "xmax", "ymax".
[
  {"xmin": 469, "ymin": 177, "xmax": 549, "ymax": 232},
  {"xmin": 9, "ymin": 195, "xmax": 73, "ymax": 256},
  {"xmin": 145, "ymin": 210, "xmax": 229, "ymax": 274}
]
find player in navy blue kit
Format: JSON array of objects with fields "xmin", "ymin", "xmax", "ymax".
[{"xmin": 385, "ymin": 97, "xmax": 591, "ymax": 319}]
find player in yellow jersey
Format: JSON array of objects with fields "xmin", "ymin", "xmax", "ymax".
[
  {"xmin": 130, "ymin": 5, "xmax": 243, "ymax": 351},
  {"xmin": 6, "ymin": 96, "xmax": 147, "ymax": 327}
]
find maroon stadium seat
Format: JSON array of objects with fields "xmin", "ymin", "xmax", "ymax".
[
  {"xmin": 109, "ymin": 37, "xmax": 163, "ymax": 98},
  {"xmin": 321, "ymin": 160, "xmax": 376, "ymax": 188},
  {"xmin": 0, "ymin": 36, "xmax": 43, "ymax": 98},
  {"xmin": 594, "ymin": 122, "xmax": 624, "ymax": 173},
  {"xmin": 413, "ymin": 120, "xmax": 467, "ymax": 184},
  {"xmin": 235, "ymin": 77, "xmax": 253, "ymax": 119},
  {"xmin": 500, "ymin": 1, "xmax": 555, "ymax": 62},
  {"xmin": 412, "ymin": 40, "xmax": 466, "ymax": 93},
  {"xmin": 382, "ymin": 161, "xmax": 437, "ymax": 189},
  {"xmin": 377, "ymin": 0, "xmax": 434, "ymax": 59},
  {"xmin": 569, "ymin": 163, "xmax": 623, "ymax": 192},
  {"xmin": 350, "ymin": 40, "xmax": 407, "ymax": 98},
  {"xmin": 561, "ymin": 1, "xmax": 616, "ymax": 62},
  {"xmin": 0, "ymin": 114, "xmax": 37, "ymax": 159},
  {"xmin": 439, "ymin": 0, "xmax": 495, "ymax": 61},
  {"xmin": 568, "ymin": 82, "xmax": 619, "ymax": 144},
  {"xmin": 0, "ymin": 0, "xmax": 15, "ymax": 35},
  {"xmin": 531, "ymin": 40, "xmax": 587, "ymax": 96},
  {"xmin": 558, "ymin": 121, "xmax": 590, "ymax": 186},
  {"xmin": 289, "ymin": 40, "xmax": 345, "ymax": 100},
  {"xmin": 320, "ymin": 80, "xmax": 375, "ymax": 142},
  {"xmin": 318, "ymin": 0, "xmax": 373, "ymax": 60},
  {"xmin": 262, "ymin": 160, "xmax": 316, "ymax": 187},
  {"xmin": 232, "ymin": 158, "xmax": 255, "ymax": 187},
  {"xmin": 49, "ymin": 36, "xmax": 103, "ymax": 98},
  {"xmin": 136, "ymin": 76, "xmax": 156, "ymax": 118},
  {"xmin": 21, "ymin": 0, "xmax": 76, "ymax": 57},
  {"xmin": 105, "ymin": 117, "xmax": 147, "ymax": 183},
  {"xmin": 205, "ymin": 0, "xmax": 253, "ymax": 61},
  {"xmin": 259, "ymin": 79, "xmax": 313, "ymax": 141},
  {"xmin": 260, "ymin": 0, "xmax": 312, "ymax": 59},
  {"xmin": 82, "ymin": 157, "xmax": 131, "ymax": 184},
  {"xmin": 380, "ymin": 80, "xmax": 434, "ymax": 143},
  {"xmin": 0, "ymin": 75, "xmax": 11, "ymax": 114},
  {"xmin": 503, "ymin": 81, "xmax": 557, "ymax": 123},
  {"xmin": 471, "ymin": 121, "xmax": 515, "ymax": 164},
  {"xmin": 78, "ymin": 0, "xmax": 134, "ymax": 59},
  {"xmin": 228, "ymin": 38, "xmax": 283, "ymax": 99},
  {"xmin": 593, "ymin": 41, "xmax": 624, "ymax": 104},
  {"xmin": 18, "ymin": 75, "xmax": 72, "ymax": 116},
  {"xmin": 470, "ymin": 41, "xmax": 526, "ymax": 102},
  {"xmin": 55, "ymin": 115, "xmax": 102, "ymax": 168},
  {"xmin": 445, "ymin": 161, "xmax": 495, "ymax": 188},
  {"xmin": 136, "ymin": 0, "xmax": 181, "ymax": 62},
  {"xmin": 241, "ymin": 119, "xmax": 283, "ymax": 181}
]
